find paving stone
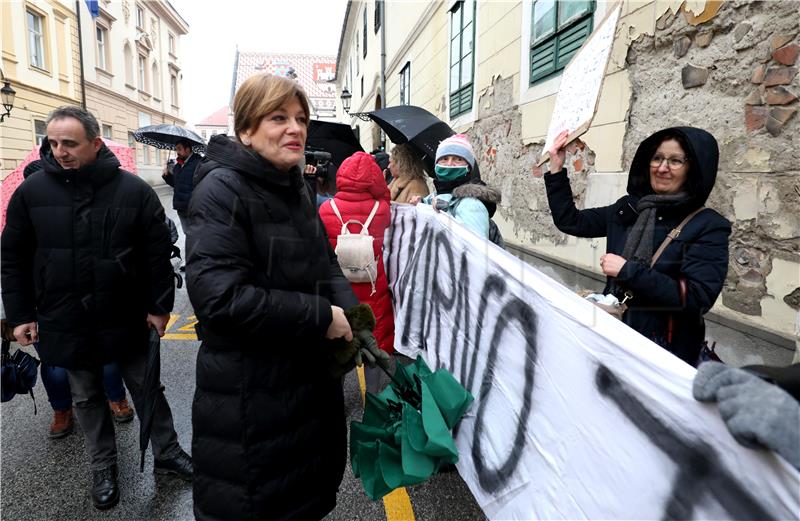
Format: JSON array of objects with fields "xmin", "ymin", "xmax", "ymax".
[
  {"xmin": 681, "ymin": 64, "xmax": 709, "ymax": 88},
  {"xmin": 763, "ymin": 66, "xmax": 798, "ymax": 87}
]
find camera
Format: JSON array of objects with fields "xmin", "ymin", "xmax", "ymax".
[{"xmin": 304, "ymin": 150, "xmax": 332, "ymax": 180}]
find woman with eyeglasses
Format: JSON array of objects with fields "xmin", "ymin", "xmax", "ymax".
[{"xmin": 544, "ymin": 127, "xmax": 731, "ymax": 365}]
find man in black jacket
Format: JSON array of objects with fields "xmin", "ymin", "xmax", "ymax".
[
  {"xmin": 1, "ymin": 106, "xmax": 192, "ymax": 510},
  {"xmin": 162, "ymin": 138, "xmax": 200, "ymax": 234}
]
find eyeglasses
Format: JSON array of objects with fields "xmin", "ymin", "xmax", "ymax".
[{"xmin": 650, "ymin": 155, "xmax": 688, "ymax": 170}]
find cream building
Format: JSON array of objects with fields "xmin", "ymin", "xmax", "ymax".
[
  {"xmin": 77, "ymin": 0, "xmax": 189, "ymax": 184},
  {"xmin": 0, "ymin": 0, "xmax": 82, "ymax": 178},
  {"xmin": 336, "ymin": 0, "xmax": 800, "ymax": 349}
]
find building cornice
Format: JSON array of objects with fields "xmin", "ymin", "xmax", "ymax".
[
  {"xmin": 149, "ymin": 0, "xmax": 189, "ymax": 35},
  {"xmin": 334, "ymin": 0, "xmax": 354, "ymax": 81}
]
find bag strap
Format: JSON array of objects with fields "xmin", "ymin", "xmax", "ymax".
[
  {"xmin": 332, "ymin": 200, "xmax": 379, "ymax": 236},
  {"xmin": 329, "ymin": 199, "xmax": 345, "ymax": 226},
  {"xmin": 650, "ymin": 207, "xmax": 706, "ymax": 268},
  {"xmin": 362, "ymin": 201, "xmax": 380, "ymax": 230}
]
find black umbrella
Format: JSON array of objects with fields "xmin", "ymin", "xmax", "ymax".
[
  {"xmin": 307, "ymin": 120, "xmax": 364, "ymax": 168},
  {"xmin": 364, "ymin": 106, "xmax": 455, "ymax": 177},
  {"xmin": 133, "ymin": 124, "xmax": 206, "ymax": 154},
  {"xmin": 139, "ymin": 328, "xmax": 162, "ymax": 472}
]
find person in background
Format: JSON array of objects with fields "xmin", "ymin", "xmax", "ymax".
[
  {"xmin": 18, "ymin": 161, "xmax": 136, "ymax": 439},
  {"xmin": 411, "ymin": 135, "xmax": 503, "ymax": 246},
  {"xmin": 186, "ymin": 73, "xmax": 358, "ymax": 521},
  {"xmin": 370, "ymin": 148, "xmax": 390, "ymax": 184},
  {"xmin": 319, "ymin": 152, "xmax": 394, "ymax": 393},
  {"xmin": 162, "ymin": 138, "xmax": 201, "ymax": 234},
  {"xmin": 387, "ymin": 143, "xmax": 429, "ymax": 204},
  {"xmin": 2, "ymin": 106, "xmax": 191, "ymax": 510},
  {"xmin": 544, "ymin": 127, "xmax": 730, "ymax": 365}
]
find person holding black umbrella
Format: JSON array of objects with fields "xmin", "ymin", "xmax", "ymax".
[
  {"xmin": 1, "ymin": 106, "xmax": 192, "ymax": 511},
  {"xmin": 186, "ymin": 73, "xmax": 363, "ymax": 521},
  {"xmin": 162, "ymin": 138, "xmax": 201, "ymax": 236}
]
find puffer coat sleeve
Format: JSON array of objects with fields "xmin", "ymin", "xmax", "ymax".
[
  {"xmin": 187, "ymin": 170, "xmax": 334, "ymax": 340},
  {"xmin": 544, "ymin": 168, "xmax": 611, "ymax": 238},
  {"xmin": 1, "ymin": 187, "xmax": 37, "ymax": 325}
]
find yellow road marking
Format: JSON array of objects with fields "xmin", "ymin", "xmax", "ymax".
[
  {"xmin": 383, "ymin": 488, "xmax": 415, "ymax": 521},
  {"xmin": 354, "ymin": 366, "xmax": 415, "ymax": 521},
  {"xmin": 162, "ymin": 313, "xmax": 197, "ymax": 341}
]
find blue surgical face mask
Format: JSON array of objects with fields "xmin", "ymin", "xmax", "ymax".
[{"xmin": 434, "ymin": 164, "xmax": 469, "ymax": 181}]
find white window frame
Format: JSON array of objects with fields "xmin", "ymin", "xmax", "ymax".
[
  {"xmin": 96, "ymin": 23, "xmax": 109, "ymax": 70},
  {"xmin": 27, "ymin": 9, "xmax": 46, "ymax": 70},
  {"xmin": 399, "ymin": 62, "xmax": 411, "ymax": 105},
  {"xmin": 138, "ymin": 54, "xmax": 147, "ymax": 91}
]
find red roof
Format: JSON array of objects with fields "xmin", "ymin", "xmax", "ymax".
[
  {"xmin": 234, "ymin": 52, "xmax": 337, "ymax": 113},
  {"xmin": 197, "ymin": 105, "xmax": 229, "ymax": 127}
]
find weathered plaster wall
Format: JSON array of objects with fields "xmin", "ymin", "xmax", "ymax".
[
  {"xmin": 623, "ymin": 0, "xmax": 799, "ymax": 339},
  {"xmin": 464, "ymin": 0, "xmax": 797, "ymax": 342}
]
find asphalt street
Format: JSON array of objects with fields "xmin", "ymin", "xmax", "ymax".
[{"xmin": 0, "ymin": 186, "xmax": 487, "ymax": 521}]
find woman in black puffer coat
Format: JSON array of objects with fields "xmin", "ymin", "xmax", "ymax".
[
  {"xmin": 186, "ymin": 74, "xmax": 357, "ymax": 521},
  {"xmin": 545, "ymin": 127, "xmax": 731, "ymax": 365}
]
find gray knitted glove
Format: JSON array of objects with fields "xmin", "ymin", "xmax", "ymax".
[{"xmin": 694, "ymin": 362, "xmax": 800, "ymax": 469}]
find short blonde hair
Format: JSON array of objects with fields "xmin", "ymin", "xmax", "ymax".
[
  {"xmin": 233, "ymin": 74, "xmax": 310, "ymax": 141},
  {"xmin": 390, "ymin": 143, "xmax": 425, "ymax": 180}
]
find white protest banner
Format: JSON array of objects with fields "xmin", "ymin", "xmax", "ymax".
[
  {"xmin": 385, "ymin": 203, "xmax": 800, "ymax": 520},
  {"xmin": 538, "ymin": 4, "xmax": 622, "ymax": 166}
]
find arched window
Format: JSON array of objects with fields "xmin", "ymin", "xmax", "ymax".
[
  {"xmin": 152, "ymin": 62, "xmax": 160, "ymax": 98},
  {"xmin": 124, "ymin": 44, "xmax": 133, "ymax": 86}
]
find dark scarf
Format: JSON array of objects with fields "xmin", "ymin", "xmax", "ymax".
[
  {"xmin": 433, "ymin": 173, "xmax": 471, "ymax": 195},
  {"xmin": 621, "ymin": 193, "xmax": 691, "ymax": 264}
]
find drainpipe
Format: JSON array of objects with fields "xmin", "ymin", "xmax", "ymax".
[
  {"xmin": 75, "ymin": 0, "xmax": 87, "ymax": 109},
  {"xmin": 379, "ymin": 0, "xmax": 386, "ymax": 148}
]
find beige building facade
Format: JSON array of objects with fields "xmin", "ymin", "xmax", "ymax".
[
  {"xmin": 336, "ymin": 0, "xmax": 799, "ymax": 348},
  {"xmin": 78, "ymin": 0, "xmax": 189, "ymax": 184},
  {"xmin": 0, "ymin": 0, "xmax": 83, "ymax": 178}
]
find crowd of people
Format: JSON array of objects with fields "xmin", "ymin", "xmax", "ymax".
[{"xmin": 1, "ymin": 73, "xmax": 797, "ymax": 520}]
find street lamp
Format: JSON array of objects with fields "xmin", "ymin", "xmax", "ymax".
[
  {"xmin": 0, "ymin": 79, "xmax": 16, "ymax": 123},
  {"xmin": 341, "ymin": 87, "xmax": 352, "ymax": 114}
]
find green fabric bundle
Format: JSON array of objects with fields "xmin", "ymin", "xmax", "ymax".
[{"xmin": 350, "ymin": 357, "xmax": 474, "ymax": 500}]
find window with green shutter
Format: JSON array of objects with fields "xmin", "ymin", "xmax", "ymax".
[
  {"xmin": 449, "ymin": 0, "xmax": 476, "ymax": 118},
  {"xmin": 530, "ymin": 0, "xmax": 594, "ymax": 85}
]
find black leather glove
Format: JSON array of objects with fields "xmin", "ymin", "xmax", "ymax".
[
  {"xmin": 328, "ymin": 304, "xmax": 390, "ymax": 376},
  {"xmin": 352, "ymin": 328, "xmax": 391, "ymax": 368}
]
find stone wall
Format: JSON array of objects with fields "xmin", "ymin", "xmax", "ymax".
[
  {"xmin": 461, "ymin": 0, "xmax": 798, "ymax": 342},
  {"xmin": 468, "ymin": 76, "xmax": 597, "ymax": 247}
]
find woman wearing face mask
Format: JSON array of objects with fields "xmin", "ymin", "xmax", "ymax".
[
  {"xmin": 413, "ymin": 135, "xmax": 502, "ymax": 243},
  {"xmin": 186, "ymin": 74, "xmax": 357, "ymax": 521},
  {"xmin": 545, "ymin": 127, "xmax": 731, "ymax": 365}
]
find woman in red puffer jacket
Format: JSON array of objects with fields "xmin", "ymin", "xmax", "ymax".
[{"xmin": 319, "ymin": 152, "xmax": 395, "ymax": 373}]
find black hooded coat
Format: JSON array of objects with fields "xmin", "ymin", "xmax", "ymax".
[
  {"xmin": 544, "ymin": 127, "xmax": 731, "ymax": 364},
  {"xmin": 186, "ymin": 135, "xmax": 358, "ymax": 521},
  {"xmin": 1, "ymin": 141, "xmax": 174, "ymax": 368}
]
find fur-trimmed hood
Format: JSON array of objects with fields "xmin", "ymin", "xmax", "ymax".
[{"xmin": 452, "ymin": 182, "xmax": 502, "ymax": 205}]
